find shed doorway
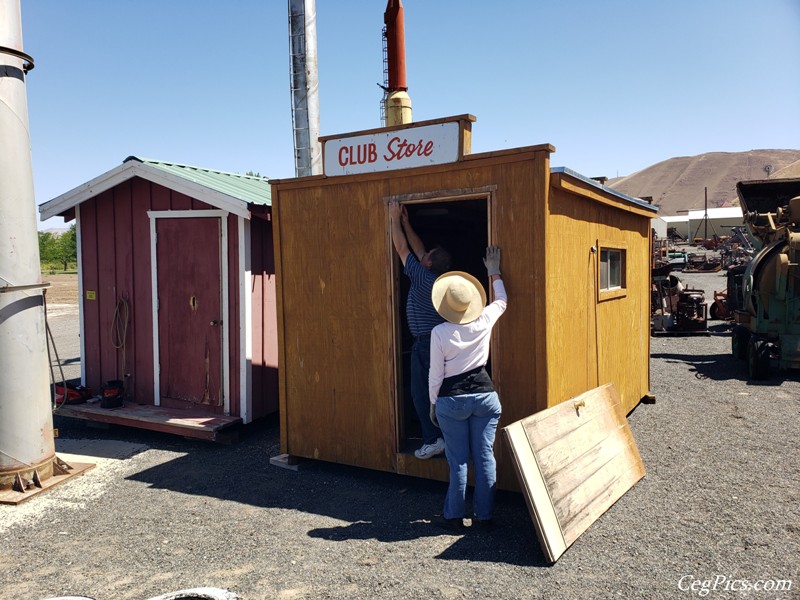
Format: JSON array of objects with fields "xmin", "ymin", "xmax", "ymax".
[{"xmin": 393, "ymin": 195, "xmax": 491, "ymax": 455}]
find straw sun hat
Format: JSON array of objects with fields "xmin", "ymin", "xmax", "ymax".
[{"xmin": 432, "ymin": 271, "xmax": 487, "ymax": 325}]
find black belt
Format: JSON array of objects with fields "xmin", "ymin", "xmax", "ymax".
[
  {"xmin": 439, "ymin": 366, "xmax": 495, "ymax": 397},
  {"xmin": 414, "ymin": 332, "xmax": 431, "ymax": 341}
]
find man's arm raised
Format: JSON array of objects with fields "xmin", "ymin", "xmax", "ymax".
[{"xmin": 389, "ymin": 200, "xmax": 410, "ymax": 266}]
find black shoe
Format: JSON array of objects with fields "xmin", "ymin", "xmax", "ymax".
[
  {"xmin": 470, "ymin": 518, "xmax": 494, "ymax": 531},
  {"xmin": 433, "ymin": 515, "xmax": 466, "ymax": 533}
]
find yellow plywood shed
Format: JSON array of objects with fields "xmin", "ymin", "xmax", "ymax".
[
  {"xmin": 271, "ymin": 116, "xmax": 657, "ymax": 490},
  {"xmin": 546, "ymin": 172, "xmax": 655, "ymax": 416},
  {"xmin": 503, "ymin": 383, "xmax": 646, "ymax": 563}
]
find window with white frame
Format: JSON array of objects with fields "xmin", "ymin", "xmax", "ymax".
[{"xmin": 598, "ymin": 242, "xmax": 627, "ymax": 300}]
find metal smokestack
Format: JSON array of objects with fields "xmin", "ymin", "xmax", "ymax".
[
  {"xmin": 0, "ymin": 0, "xmax": 57, "ymax": 494},
  {"xmin": 384, "ymin": 0, "xmax": 412, "ymax": 126},
  {"xmin": 288, "ymin": 0, "xmax": 322, "ymax": 177}
]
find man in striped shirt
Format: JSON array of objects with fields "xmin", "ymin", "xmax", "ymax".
[{"xmin": 389, "ymin": 200, "xmax": 452, "ymax": 459}]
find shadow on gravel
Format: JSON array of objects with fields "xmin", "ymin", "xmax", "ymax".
[
  {"xmin": 650, "ymin": 351, "xmax": 798, "ymax": 385},
  {"xmin": 650, "ymin": 351, "xmax": 750, "ymax": 382},
  {"xmin": 83, "ymin": 414, "xmax": 548, "ymax": 567}
]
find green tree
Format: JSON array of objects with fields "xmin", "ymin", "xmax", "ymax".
[
  {"xmin": 38, "ymin": 230, "xmax": 56, "ymax": 264},
  {"xmin": 53, "ymin": 223, "xmax": 77, "ymax": 271}
]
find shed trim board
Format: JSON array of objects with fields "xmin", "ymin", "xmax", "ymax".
[
  {"xmin": 551, "ymin": 167, "xmax": 658, "ymax": 216},
  {"xmin": 39, "ymin": 160, "xmax": 252, "ymax": 221},
  {"xmin": 383, "ymin": 185, "xmax": 498, "ymax": 204},
  {"xmin": 238, "ymin": 216, "xmax": 253, "ymax": 423},
  {"xmin": 551, "ymin": 168, "xmax": 658, "ymax": 218},
  {"xmin": 384, "ymin": 187, "xmax": 496, "ymax": 455},
  {"xmin": 75, "ymin": 203, "xmax": 86, "ymax": 386},
  {"xmin": 147, "ymin": 209, "xmax": 230, "ymax": 413}
]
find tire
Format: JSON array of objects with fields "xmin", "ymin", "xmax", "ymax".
[
  {"xmin": 709, "ymin": 302, "xmax": 719, "ymax": 320},
  {"xmin": 731, "ymin": 325, "xmax": 751, "ymax": 360},
  {"xmin": 747, "ymin": 336, "xmax": 770, "ymax": 380}
]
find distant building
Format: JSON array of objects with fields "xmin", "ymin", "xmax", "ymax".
[{"xmin": 687, "ymin": 206, "xmax": 744, "ymax": 240}]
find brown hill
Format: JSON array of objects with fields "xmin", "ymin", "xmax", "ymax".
[
  {"xmin": 607, "ymin": 149, "xmax": 800, "ymax": 215},
  {"xmin": 771, "ymin": 159, "xmax": 800, "ymax": 179}
]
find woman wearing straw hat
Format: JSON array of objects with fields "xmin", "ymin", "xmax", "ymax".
[{"xmin": 429, "ymin": 246, "xmax": 506, "ymax": 531}]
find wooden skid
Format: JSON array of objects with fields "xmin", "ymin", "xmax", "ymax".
[
  {"xmin": 54, "ymin": 402, "xmax": 242, "ymax": 442},
  {"xmin": 651, "ymin": 330, "xmax": 710, "ymax": 337}
]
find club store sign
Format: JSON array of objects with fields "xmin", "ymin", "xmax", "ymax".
[{"xmin": 323, "ymin": 122, "xmax": 461, "ymax": 176}]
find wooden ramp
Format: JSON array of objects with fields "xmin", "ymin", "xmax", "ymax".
[
  {"xmin": 54, "ymin": 401, "xmax": 242, "ymax": 443},
  {"xmin": 503, "ymin": 383, "xmax": 645, "ymax": 563}
]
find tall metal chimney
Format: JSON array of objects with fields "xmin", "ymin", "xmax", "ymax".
[
  {"xmin": 0, "ymin": 0, "xmax": 90, "ymax": 503},
  {"xmin": 288, "ymin": 0, "xmax": 322, "ymax": 177},
  {"xmin": 0, "ymin": 0, "xmax": 57, "ymax": 495},
  {"xmin": 384, "ymin": 0, "xmax": 412, "ymax": 126}
]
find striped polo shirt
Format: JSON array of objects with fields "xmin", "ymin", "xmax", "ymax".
[{"xmin": 405, "ymin": 253, "xmax": 445, "ymax": 337}]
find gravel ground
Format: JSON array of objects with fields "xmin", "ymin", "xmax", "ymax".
[{"xmin": 1, "ymin": 270, "xmax": 798, "ymax": 600}]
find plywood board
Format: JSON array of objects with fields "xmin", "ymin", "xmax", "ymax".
[{"xmin": 502, "ymin": 383, "xmax": 645, "ymax": 562}]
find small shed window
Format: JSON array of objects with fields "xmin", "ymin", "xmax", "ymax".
[{"xmin": 598, "ymin": 242, "xmax": 627, "ymax": 301}]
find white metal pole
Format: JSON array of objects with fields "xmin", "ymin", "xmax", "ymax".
[
  {"xmin": 288, "ymin": 0, "xmax": 321, "ymax": 177},
  {"xmin": 0, "ymin": 1, "xmax": 56, "ymax": 487},
  {"xmin": 304, "ymin": 0, "xmax": 321, "ymax": 176}
]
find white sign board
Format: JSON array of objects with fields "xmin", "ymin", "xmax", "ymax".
[{"xmin": 323, "ymin": 122, "xmax": 461, "ymax": 176}]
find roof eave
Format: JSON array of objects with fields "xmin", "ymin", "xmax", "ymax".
[
  {"xmin": 551, "ymin": 166, "xmax": 659, "ymax": 216},
  {"xmin": 39, "ymin": 162, "xmax": 252, "ymax": 221}
]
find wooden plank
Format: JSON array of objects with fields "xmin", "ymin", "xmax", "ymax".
[
  {"xmin": 503, "ymin": 383, "xmax": 645, "ymax": 562},
  {"xmin": 226, "ymin": 214, "xmax": 240, "ymax": 417},
  {"xmin": 54, "ymin": 402, "xmax": 241, "ymax": 441},
  {"xmin": 79, "ymin": 196, "xmax": 101, "ymax": 391},
  {"xmin": 522, "ymin": 384, "xmax": 621, "ymax": 451},
  {"xmin": 503, "ymin": 421, "xmax": 566, "ymax": 563},
  {"xmin": 112, "ymin": 181, "xmax": 135, "ymax": 395},
  {"xmin": 130, "ymin": 178, "xmax": 155, "ymax": 404},
  {"xmin": 557, "ymin": 438, "xmax": 645, "ymax": 546}
]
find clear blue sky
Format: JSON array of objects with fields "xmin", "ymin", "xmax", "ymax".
[{"xmin": 21, "ymin": 0, "xmax": 800, "ymax": 228}]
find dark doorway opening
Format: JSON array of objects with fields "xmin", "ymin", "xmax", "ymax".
[{"xmin": 396, "ymin": 196, "xmax": 490, "ymax": 453}]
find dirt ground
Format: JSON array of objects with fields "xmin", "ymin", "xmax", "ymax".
[{"xmin": 43, "ymin": 273, "xmax": 79, "ymax": 305}]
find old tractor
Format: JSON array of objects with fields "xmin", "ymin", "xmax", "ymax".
[{"xmin": 731, "ymin": 177, "xmax": 800, "ymax": 379}]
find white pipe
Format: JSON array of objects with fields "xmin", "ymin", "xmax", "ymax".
[
  {"xmin": 0, "ymin": 1, "xmax": 56, "ymax": 481},
  {"xmin": 288, "ymin": 0, "xmax": 321, "ymax": 177},
  {"xmin": 304, "ymin": 0, "xmax": 321, "ymax": 176}
]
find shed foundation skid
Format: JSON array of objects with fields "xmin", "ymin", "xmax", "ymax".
[{"xmin": 54, "ymin": 402, "xmax": 242, "ymax": 443}]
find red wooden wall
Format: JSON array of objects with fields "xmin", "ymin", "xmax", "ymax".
[
  {"xmin": 78, "ymin": 177, "xmax": 258, "ymax": 415},
  {"xmin": 251, "ymin": 215, "xmax": 279, "ymax": 418}
]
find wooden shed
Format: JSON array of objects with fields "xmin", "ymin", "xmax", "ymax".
[
  {"xmin": 38, "ymin": 157, "xmax": 278, "ymax": 440},
  {"xmin": 270, "ymin": 115, "xmax": 657, "ymax": 489}
]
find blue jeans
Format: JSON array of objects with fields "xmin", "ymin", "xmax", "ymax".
[
  {"xmin": 411, "ymin": 336, "xmax": 442, "ymax": 445},
  {"xmin": 435, "ymin": 391, "xmax": 501, "ymax": 520}
]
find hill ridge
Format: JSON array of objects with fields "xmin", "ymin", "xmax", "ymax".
[{"xmin": 608, "ymin": 149, "xmax": 800, "ymax": 215}]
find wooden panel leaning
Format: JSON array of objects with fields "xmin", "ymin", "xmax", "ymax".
[{"xmin": 502, "ymin": 382, "xmax": 645, "ymax": 563}]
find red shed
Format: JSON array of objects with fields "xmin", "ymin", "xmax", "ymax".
[{"xmin": 39, "ymin": 157, "xmax": 277, "ymax": 440}]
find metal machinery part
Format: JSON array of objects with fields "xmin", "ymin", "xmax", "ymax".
[
  {"xmin": 733, "ymin": 178, "xmax": 800, "ymax": 380},
  {"xmin": 672, "ymin": 289, "xmax": 708, "ymax": 332}
]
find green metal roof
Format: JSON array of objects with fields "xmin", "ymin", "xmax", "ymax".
[{"xmin": 124, "ymin": 156, "xmax": 271, "ymax": 207}]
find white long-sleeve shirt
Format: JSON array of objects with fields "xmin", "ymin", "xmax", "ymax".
[{"xmin": 429, "ymin": 279, "xmax": 507, "ymax": 404}]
